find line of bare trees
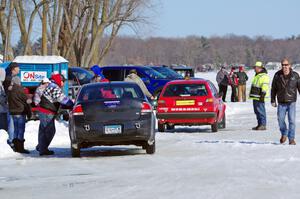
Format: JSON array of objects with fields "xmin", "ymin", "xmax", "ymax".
[
  {"xmin": 0, "ymin": 0, "xmax": 152, "ymax": 66},
  {"xmin": 104, "ymin": 35, "xmax": 300, "ymax": 68}
]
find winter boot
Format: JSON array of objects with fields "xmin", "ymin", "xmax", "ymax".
[
  {"xmin": 252, "ymin": 125, "xmax": 259, "ymax": 130},
  {"xmin": 289, "ymin": 139, "xmax": 296, "ymax": 145},
  {"xmin": 280, "ymin": 135, "xmax": 287, "ymax": 144},
  {"xmin": 7, "ymin": 140, "xmax": 16, "ymax": 152},
  {"xmin": 39, "ymin": 150, "xmax": 54, "ymax": 156},
  {"xmin": 12, "ymin": 139, "xmax": 21, "ymax": 152},
  {"xmin": 18, "ymin": 139, "xmax": 30, "ymax": 154},
  {"xmin": 256, "ymin": 125, "xmax": 266, "ymax": 130}
]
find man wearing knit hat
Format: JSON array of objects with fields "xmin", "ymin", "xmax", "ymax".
[{"xmin": 249, "ymin": 61, "xmax": 270, "ymax": 130}]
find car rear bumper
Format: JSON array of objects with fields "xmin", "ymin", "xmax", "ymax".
[
  {"xmin": 157, "ymin": 112, "xmax": 217, "ymax": 125},
  {"xmin": 157, "ymin": 112, "xmax": 216, "ymax": 119},
  {"xmin": 70, "ymin": 117, "xmax": 155, "ymax": 147}
]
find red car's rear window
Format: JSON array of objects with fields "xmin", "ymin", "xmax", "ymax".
[{"xmin": 163, "ymin": 84, "xmax": 208, "ymax": 97}]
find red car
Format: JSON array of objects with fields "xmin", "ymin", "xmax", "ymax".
[{"xmin": 156, "ymin": 79, "xmax": 226, "ymax": 132}]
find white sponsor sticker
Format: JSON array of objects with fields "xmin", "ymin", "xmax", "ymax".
[{"xmin": 21, "ymin": 71, "xmax": 47, "ymax": 82}]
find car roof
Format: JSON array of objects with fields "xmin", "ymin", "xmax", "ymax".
[
  {"xmin": 101, "ymin": 65, "xmax": 150, "ymax": 68},
  {"xmin": 82, "ymin": 81, "xmax": 138, "ymax": 88},
  {"xmin": 166, "ymin": 79, "xmax": 209, "ymax": 85},
  {"xmin": 171, "ymin": 66, "xmax": 193, "ymax": 69}
]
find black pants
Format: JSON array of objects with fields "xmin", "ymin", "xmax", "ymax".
[
  {"xmin": 231, "ymin": 85, "xmax": 238, "ymax": 102},
  {"xmin": 218, "ymin": 84, "xmax": 227, "ymax": 102}
]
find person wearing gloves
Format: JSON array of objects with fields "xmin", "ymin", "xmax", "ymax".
[
  {"xmin": 37, "ymin": 74, "xmax": 74, "ymax": 156},
  {"xmin": 271, "ymin": 58, "xmax": 300, "ymax": 145},
  {"xmin": 125, "ymin": 69, "xmax": 154, "ymax": 100},
  {"xmin": 33, "ymin": 77, "xmax": 51, "ymax": 106},
  {"xmin": 249, "ymin": 61, "xmax": 270, "ymax": 131}
]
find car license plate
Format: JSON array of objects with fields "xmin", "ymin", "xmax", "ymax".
[
  {"xmin": 176, "ymin": 100, "xmax": 195, "ymax": 106},
  {"xmin": 104, "ymin": 125, "xmax": 122, "ymax": 134}
]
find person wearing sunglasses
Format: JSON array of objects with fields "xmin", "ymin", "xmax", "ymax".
[{"xmin": 271, "ymin": 58, "xmax": 300, "ymax": 145}]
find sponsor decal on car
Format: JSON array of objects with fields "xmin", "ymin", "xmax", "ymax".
[{"xmin": 171, "ymin": 107, "xmax": 200, "ymax": 112}]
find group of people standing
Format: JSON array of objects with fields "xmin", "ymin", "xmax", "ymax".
[
  {"xmin": 0, "ymin": 63, "xmax": 74, "ymax": 155},
  {"xmin": 217, "ymin": 59, "xmax": 300, "ymax": 145},
  {"xmin": 216, "ymin": 66, "xmax": 248, "ymax": 102}
]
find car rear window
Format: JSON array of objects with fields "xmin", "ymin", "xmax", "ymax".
[
  {"xmin": 77, "ymin": 84, "xmax": 144, "ymax": 102},
  {"xmin": 163, "ymin": 84, "xmax": 208, "ymax": 97}
]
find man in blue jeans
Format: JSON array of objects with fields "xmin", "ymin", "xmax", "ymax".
[
  {"xmin": 271, "ymin": 58, "xmax": 300, "ymax": 145},
  {"xmin": 249, "ymin": 61, "xmax": 270, "ymax": 130},
  {"xmin": 37, "ymin": 74, "xmax": 73, "ymax": 156}
]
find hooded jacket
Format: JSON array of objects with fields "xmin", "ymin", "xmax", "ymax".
[
  {"xmin": 39, "ymin": 74, "xmax": 73, "ymax": 114},
  {"xmin": 125, "ymin": 73, "xmax": 152, "ymax": 98},
  {"xmin": 7, "ymin": 77, "xmax": 31, "ymax": 116},
  {"xmin": 271, "ymin": 69, "xmax": 300, "ymax": 103}
]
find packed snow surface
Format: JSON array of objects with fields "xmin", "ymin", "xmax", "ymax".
[{"xmin": 1, "ymin": 70, "xmax": 300, "ymax": 199}]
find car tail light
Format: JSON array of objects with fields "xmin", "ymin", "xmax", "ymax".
[
  {"xmin": 73, "ymin": 104, "xmax": 84, "ymax": 116},
  {"xmin": 141, "ymin": 102, "xmax": 152, "ymax": 113}
]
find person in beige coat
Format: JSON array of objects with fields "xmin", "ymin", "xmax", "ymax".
[{"xmin": 125, "ymin": 69, "xmax": 154, "ymax": 100}]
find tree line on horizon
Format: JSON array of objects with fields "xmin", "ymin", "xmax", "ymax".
[{"xmin": 103, "ymin": 34, "xmax": 300, "ymax": 69}]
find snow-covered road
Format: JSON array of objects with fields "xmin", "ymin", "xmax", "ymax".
[{"xmin": 1, "ymin": 70, "xmax": 300, "ymax": 199}]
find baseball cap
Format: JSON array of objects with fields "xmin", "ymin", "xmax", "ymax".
[{"xmin": 254, "ymin": 61, "xmax": 263, "ymax": 68}]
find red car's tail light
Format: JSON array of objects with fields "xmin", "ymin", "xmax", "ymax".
[
  {"xmin": 141, "ymin": 102, "xmax": 152, "ymax": 113},
  {"xmin": 73, "ymin": 104, "xmax": 84, "ymax": 116}
]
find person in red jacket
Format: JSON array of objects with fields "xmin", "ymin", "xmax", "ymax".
[
  {"xmin": 37, "ymin": 74, "xmax": 74, "ymax": 156},
  {"xmin": 229, "ymin": 67, "xmax": 238, "ymax": 102}
]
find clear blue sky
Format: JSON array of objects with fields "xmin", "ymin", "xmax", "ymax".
[{"xmin": 139, "ymin": 0, "xmax": 300, "ymax": 38}]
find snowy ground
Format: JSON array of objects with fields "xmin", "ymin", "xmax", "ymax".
[{"xmin": 1, "ymin": 70, "xmax": 300, "ymax": 199}]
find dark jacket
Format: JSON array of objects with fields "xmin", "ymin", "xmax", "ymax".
[
  {"xmin": 7, "ymin": 84, "xmax": 31, "ymax": 116},
  {"xmin": 271, "ymin": 70, "xmax": 300, "ymax": 103},
  {"xmin": 235, "ymin": 72, "xmax": 248, "ymax": 85},
  {"xmin": 216, "ymin": 70, "xmax": 229, "ymax": 86}
]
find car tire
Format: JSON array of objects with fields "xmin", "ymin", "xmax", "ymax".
[
  {"xmin": 218, "ymin": 114, "xmax": 226, "ymax": 129},
  {"xmin": 211, "ymin": 122, "xmax": 218, "ymax": 132},
  {"xmin": 166, "ymin": 124, "xmax": 175, "ymax": 130},
  {"xmin": 145, "ymin": 141, "xmax": 155, "ymax": 154},
  {"xmin": 158, "ymin": 123, "xmax": 165, "ymax": 132},
  {"xmin": 71, "ymin": 145, "xmax": 80, "ymax": 157}
]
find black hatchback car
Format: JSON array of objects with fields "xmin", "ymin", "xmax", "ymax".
[{"xmin": 69, "ymin": 82, "xmax": 156, "ymax": 157}]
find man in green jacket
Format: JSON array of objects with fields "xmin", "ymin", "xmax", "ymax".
[{"xmin": 249, "ymin": 61, "xmax": 270, "ymax": 130}]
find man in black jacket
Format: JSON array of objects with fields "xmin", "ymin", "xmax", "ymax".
[
  {"xmin": 236, "ymin": 66, "xmax": 248, "ymax": 102},
  {"xmin": 271, "ymin": 58, "xmax": 300, "ymax": 145}
]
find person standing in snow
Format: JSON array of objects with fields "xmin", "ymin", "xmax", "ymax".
[
  {"xmin": 229, "ymin": 67, "xmax": 238, "ymax": 102},
  {"xmin": 271, "ymin": 58, "xmax": 300, "ymax": 145},
  {"xmin": 216, "ymin": 66, "xmax": 229, "ymax": 102},
  {"xmin": 249, "ymin": 61, "xmax": 270, "ymax": 131},
  {"xmin": 37, "ymin": 74, "xmax": 73, "ymax": 156},
  {"xmin": 236, "ymin": 66, "xmax": 248, "ymax": 102},
  {"xmin": 0, "ymin": 68, "xmax": 8, "ymax": 131},
  {"xmin": 33, "ymin": 77, "xmax": 51, "ymax": 106},
  {"xmin": 125, "ymin": 69, "xmax": 154, "ymax": 100},
  {"xmin": 5, "ymin": 63, "xmax": 32, "ymax": 154}
]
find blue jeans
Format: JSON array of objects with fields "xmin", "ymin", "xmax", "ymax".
[
  {"xmin": 12, "ymin": 115, "xmax": 26, "ymax": 140},
  {"xmin": 38, "ymin": 112, "xmax": 56, "ymax": 153},
  {"xmin": 278, "ymin": 102, "xmax": 296, "ymax": 140},
  {"xmin": 253, "ymin": 100, "xmax": 266, "ymax": 126},
  {"xmin": 7, "ymin": 114, "xmax": 14, "ymax": 144}
]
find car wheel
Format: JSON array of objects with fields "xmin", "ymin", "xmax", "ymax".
[
  {"xmin": 145, "ymin": 141, "xmax": 155, "ymax": 154},
  {"xmin": 71, "ymin": 145, "xmax": 81, "ymax": 157},
  {"xmin": 158, "ymin": 123, "xmax": 165, "ymax": 132},
  {"xmin": 218, "ymin": 113, "xmax": 226, "ymax": 129},
  {"xmin": 166, "ymin": 124, "xmax": 175, "ymax": 130},
  {"xmin": 211, "ymin": 122, "xmax": 218, "ymax": 132}
]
